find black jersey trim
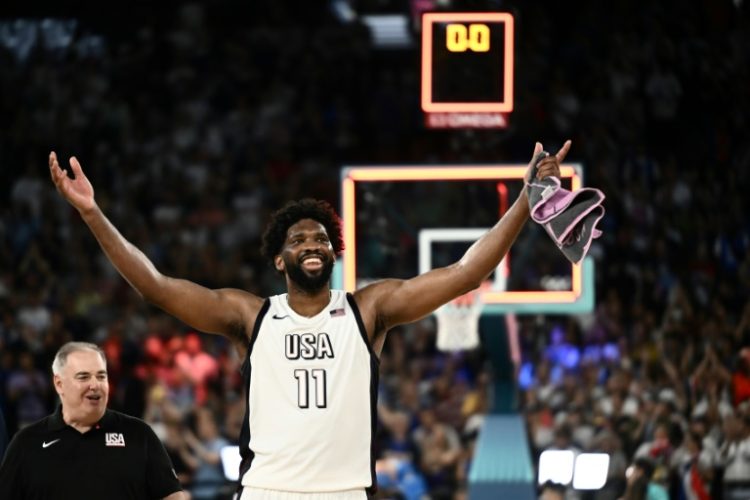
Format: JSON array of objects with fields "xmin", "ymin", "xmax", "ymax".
[
  {"xmin": 345, "ymin": 293, "xmax": 379, "ymax": 494},
  {"xmin": 366, "ymin": 350, "xmax": 380, "ymax": 495},
  {"xmin": 247, "ymin": 298, "xmax": 271, "ymax": 358},
  {"xmin": 345, "ymin": 293, "xmax": 379, "ymax": 364},
  {"xmin": 236, "ymin": 298, "xmax": 270, "ymax": 495}
]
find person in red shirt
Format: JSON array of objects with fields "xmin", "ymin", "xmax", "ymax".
[{"xmin": 174, "ymin": 333, "xmax": 219, "ymax": 406}]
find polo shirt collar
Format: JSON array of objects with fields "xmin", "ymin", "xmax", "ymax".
[{"xmin": 48, "ymin": 405, "xmax": 114, "ymax": 432}]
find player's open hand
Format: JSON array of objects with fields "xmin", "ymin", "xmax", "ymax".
[
  {"xmin": 49, "ymin": 152, "xmax": 96, "ymax": 213},
  {"xmin": 524, "ymin": 140, "xmax": 572, "ymax": 184}
]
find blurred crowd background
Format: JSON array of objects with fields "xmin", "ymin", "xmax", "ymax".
[{"xmin": 1, "ymin": 1, "xmax": 749, "ymax": 499}]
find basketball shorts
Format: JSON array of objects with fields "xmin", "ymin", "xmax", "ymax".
[{"xmin": 239, "ymin": 487, "xmax": 367, "ymax": 500}]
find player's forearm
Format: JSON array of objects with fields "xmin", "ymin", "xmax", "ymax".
[
  {"xmin": 455, "ymin": 192, "xmax": 530, "ymax": 286},
  {"xmin": 79, "ymin": 205, "xmax": 166, "ymax": 302}
]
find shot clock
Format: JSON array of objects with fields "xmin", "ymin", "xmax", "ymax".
[{"xmin": 421, "ymin": 12, "xmax": 514, "ymax": 129}]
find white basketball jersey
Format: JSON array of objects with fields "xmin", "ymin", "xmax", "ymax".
[{"xmin": 238, "ymin": 290, "xmax": 378, "ymax": 493}]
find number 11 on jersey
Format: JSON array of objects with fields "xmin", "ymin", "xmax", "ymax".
[{"xmin": 294, "ymin": 369, "xmax": 327, "ymax": 408}]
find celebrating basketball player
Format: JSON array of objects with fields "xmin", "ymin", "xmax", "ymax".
[{"xmin": 48, "ymin": 140, "xmax": 568, "ymax": 500}]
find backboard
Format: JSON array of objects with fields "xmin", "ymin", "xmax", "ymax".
[{"xmin": 333, "ymin": 164, "xmax": 595, "ymax": 314}]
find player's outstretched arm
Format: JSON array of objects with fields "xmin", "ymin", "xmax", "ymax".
[
  {"xmin": 48, "ymin": 152, "xmax": 262, "ymax": 346},
  {"xmin": 357, "ymin": 141, "xmax": 570, "ymax": 332}
]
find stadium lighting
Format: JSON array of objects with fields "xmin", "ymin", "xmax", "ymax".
[{"xmin": 538, "ymin": 451, "xmax": 610, "ymax": 490}]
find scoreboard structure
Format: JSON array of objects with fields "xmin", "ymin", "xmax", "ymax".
[{"xmin": 421, "ymin": 12, "xmax": 514, "ymax": 129}]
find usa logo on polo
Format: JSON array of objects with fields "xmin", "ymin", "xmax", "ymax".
[{"xmin": 105, "ymin": 433, "xmax": 125, "ymax": 447}]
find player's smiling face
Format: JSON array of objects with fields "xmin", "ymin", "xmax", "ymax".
[
  {"xmin": 54, "ymin": 350, "xmax": 109, "ymax": 425},
  {"xmin": 276, "ymin": 218, "xmax": 335, "ymax": 292}
]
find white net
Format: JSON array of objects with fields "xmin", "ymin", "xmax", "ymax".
[{"xmin": 434, "ymin": 286, "xmax": 485, "ymax": 352}]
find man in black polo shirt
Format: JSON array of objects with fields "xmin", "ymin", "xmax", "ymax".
[{"xmin": 0, "ymin": 342, "xmax": 185, "ymax": 500}]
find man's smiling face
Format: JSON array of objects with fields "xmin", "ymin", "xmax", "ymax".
[
  {"xmin": 54, "ymin": 349, "xmax": 109, "ymax": 426},
  {"xmin": 276, "ymin": 218, "xmax": 335, "ymax": 293}
]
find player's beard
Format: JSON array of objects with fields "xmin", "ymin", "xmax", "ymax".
[{"xmin": 285, "ymin": 252, "xmax": 334, "ymax": 293}]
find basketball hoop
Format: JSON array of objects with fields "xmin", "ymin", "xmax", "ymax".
[{"xmin": 435, "ymin": 282, "xmax": 490, "ymax": 352}]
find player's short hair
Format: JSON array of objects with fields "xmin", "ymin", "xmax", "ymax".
[
  {"xmin": 52, "ymin": 342, "xmax": 107, "ymax": 375},
  {"xmin": 261, "ymin": 198, "xmax": 344, "ymax": 266}
]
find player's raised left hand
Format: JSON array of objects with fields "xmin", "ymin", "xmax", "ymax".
[{"xmin": 524, "ymin": 139, "xmax": 571, "ymax": 183}]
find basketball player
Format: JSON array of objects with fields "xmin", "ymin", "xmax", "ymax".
[{"xmin": 48, "ymin": 140, "xmax": 569, "ymax": 499}]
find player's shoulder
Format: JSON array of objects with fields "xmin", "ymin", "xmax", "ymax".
[
  {"xmin": 351, "ymin": 279, "xmax": 402, "ymax": 302},
  {"xmin": 221, "ymin": 286, "xmax": 265, "ymax": 299},
  {"xmin": 350, "ymin": 280, "xmax": 406, "ymax": 320},
  {"xmin": 219, "ymin": 287, "xmax": 266, "ymax": 311}
]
